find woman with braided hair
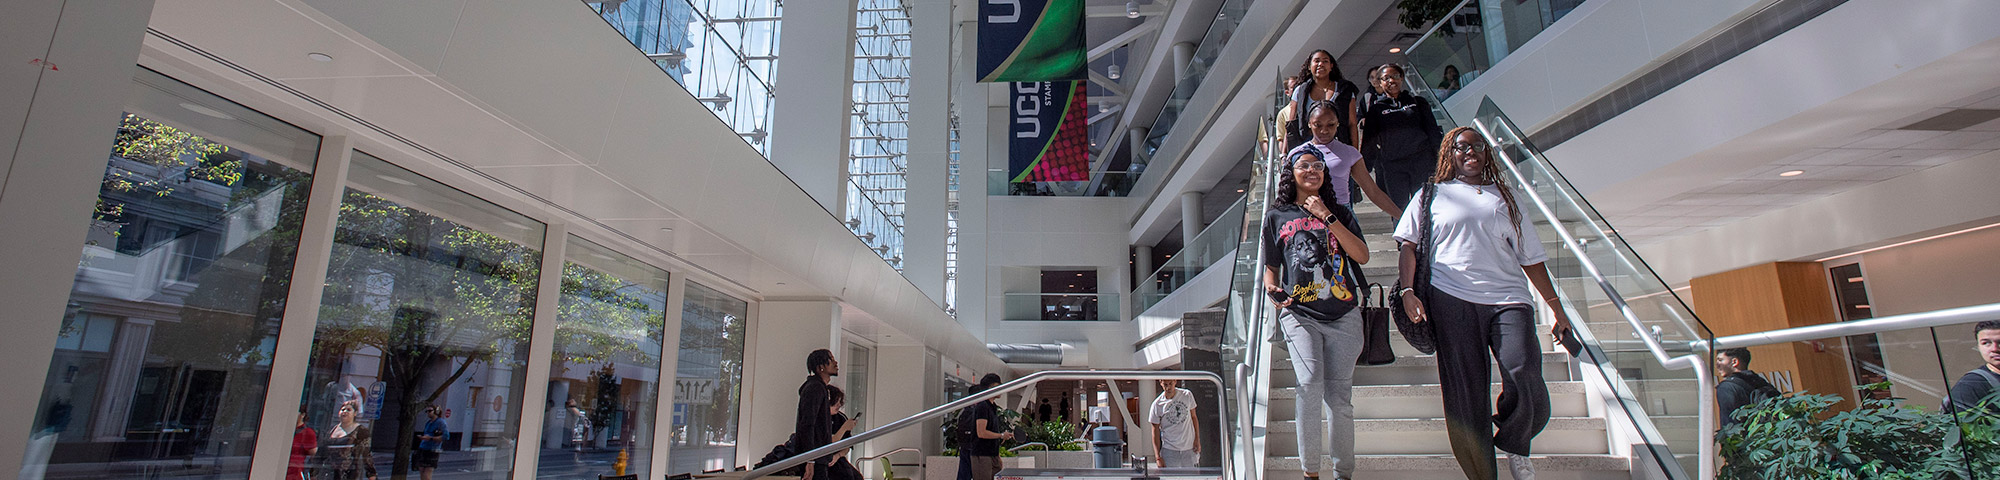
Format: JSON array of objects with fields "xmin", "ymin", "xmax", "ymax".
[{"xmin": 1391, "ymin": 127, "xmax": 1572, "ymax": 480}]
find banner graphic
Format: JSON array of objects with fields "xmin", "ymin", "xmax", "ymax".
[
  {"xmin": 978, "ymin": 0, "xmax": 1086, "ymax": 82},
  {"xmin": 1009, "ymin": 80, "xmax": 1090, "ymax": 183}
]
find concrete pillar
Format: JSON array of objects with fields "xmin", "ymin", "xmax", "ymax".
[
  {"xmin": 771, "ymin": 0, "xmax": 858, "ymax": 211},
  {"xmin": 954, "ymin": 19, "xmax": 993, "ymax": 340},
  {"xmin": 1136, "ymin": 381, "xmax": 1158, "ymax": 458},
  {"xmin": 1171, "ymin": 42, "xmax": 1196, "ymax": 81},
  {"xmin": 1180, "ymin": 191, "xmax": 1204, "ymax": 244},
  {"xmin": 867, "ymin": 345, "xmax": 929, "ymax": 468},
  {"xmin": 0, "ymin": 0, "xmax": 157, "ymax": 473},
  {"xmin": 904, "ymin": 0, "xmax": 951, "ymax": 306},
  {"xmin": 1128, "ymin": 126, "xmax": 1151, "ymax": 167},
  {"xmin": 1134, "ymin": 245, "xmax": 1155, "ymax": 292},
  {"xmin": 742, "ymin": 300, "xmax": 842, "ymax": 466}
]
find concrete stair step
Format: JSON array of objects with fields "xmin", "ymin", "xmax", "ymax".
[
  {"xmin": 1266, "ymin": 417, "xmax": 1608, "ymax": 456},
  {"xmin": 1265, "ymin": 454, "xmax": 1634, "ymax": 479},
  {"xmin": 1269, "ymin": 381, "xmax": 1590, "ymax": 420},
  {"xmin": 1269, "ymin": 351, "xmax": 1575, "ymax": 387}
]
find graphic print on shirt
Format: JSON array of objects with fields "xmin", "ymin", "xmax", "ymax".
[
  {"xmin": 1277, "ymin": 216, "xmax": 1353, "ymax": 303},
  {"xmin": 1158, "ymin": 399, "xmax": 1191, "ymax": 428}
]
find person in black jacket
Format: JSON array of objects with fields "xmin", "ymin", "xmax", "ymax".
[
  {"xmin": 827, "ymin": 386, "xmax": 864, "ymax": 480},
  {"xmin": 1288, "ymin": 50, "xmax": 1361, "ymax": 149},
  {"xmin": 1360, "ymin": 64, "xmax": 1443, "ymax": 212},
  {"xmin": 796, "ymin": 349, "xmax": 840, "ymax": 480},
  {"xmin": 1713, "ymin": 348, "xmax": 1781, "ymax": 428},
  {"xmin": 962, "ymin": 374, "xmax": 1015, "ymax": 480}
]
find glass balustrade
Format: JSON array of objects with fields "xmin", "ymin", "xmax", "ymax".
[
  {"xmin": 1134, "ymin": 197, "xmax": 1249, "ymax": 313},
  {"xmin": 1405, "ymin": 0, "xmax": 1585, "ymax": 101},
  {"xmin": 1141, "ymin": 0, "xmax": 1254, "ymax": 159},
  {"xmin": 1000, "ymin": 293, "xmax": 1121, "ymax": 322}
]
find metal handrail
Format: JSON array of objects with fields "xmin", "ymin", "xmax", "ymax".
[
  {"xmin": 1706, "ymin": 303, "xmax": 2000, "ymax": 350},
  {"xmin": 1471, "ymin": 118, "xmax": 1716, "ymax": 480},
  {"xmin": 741, "ymin": 370, "xmax": 1230, "ymax": 480},
  {"xmin": 859, "ymin": 448, "xmax": 921, "ymax": 462}
]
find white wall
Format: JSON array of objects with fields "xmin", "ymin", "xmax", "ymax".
[
  {"xmin": 769, "ymin": 0, "xmax": 856, "ymax": 211},
  {"xmin": 983, "ymin": 196, "xmax": 1140, "ymax": 367},
  {"xmin": 1439, "ymin": 0, "xmax": 1769, "ymax": 132}
]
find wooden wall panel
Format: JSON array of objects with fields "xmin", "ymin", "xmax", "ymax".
[{"xmin": 1692, "ymin": 262, "xmax": 1855, "ymax": 411}]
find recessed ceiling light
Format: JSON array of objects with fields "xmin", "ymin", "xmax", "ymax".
[
  {"xmin": 307, "ymin": 52, "xmax": 334, "ymax": 62},
  {"xmin": 1236, "ymin": 189, "xmax": 1245, "ymax": 193},
  {"xmin": 178, "ymin": 102, "xmax": 236, "ymax": 120},
  {"xmin": 375, "ymin": 174, "xmax": 416, "ymax": 186},
  {"xmin": 1388, "ymin": 47, "xmax": 1403, "ymax": 54},
  {"xmin": 660, "ymin": 227, "xmax": 674, "ymax": 232},
  {"xmin": 1779, "ymin": 170, "xmax": 1805, "ymax": 177}
]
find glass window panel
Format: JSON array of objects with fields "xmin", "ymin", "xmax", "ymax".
[
  {"xmin": 299, "ymin": 151, "xmax": 543, "ymax": 480},
  {"xmin": 537, "ymin": 236, "xmax": 667, "ymax": 478},
  {"xmin": 23, "ymin": 67, "xmax": 320, "ymax": 479},
  {"xmin": 667, "ymin": 282, "xmax": 747, "ymax": 475}
]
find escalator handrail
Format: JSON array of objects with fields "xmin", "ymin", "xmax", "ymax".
[
  {"xmin": 1708, "ymin": 302, "xmax": 2000, "ymax": 350},
  {"xmin": 740, "ymin": 370, "xmax": 1231, "ymax": 480}
]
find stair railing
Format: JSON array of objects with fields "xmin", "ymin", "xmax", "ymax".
[{"xmin": 740, "ymin": 370, "xmax": 1231, "ymax": 480}]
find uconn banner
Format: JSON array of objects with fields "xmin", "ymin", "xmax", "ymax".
[
  {"xmin": 978, "ymin": 0, "xmax": 1086, "ymax": 82},
  {"xmin": 1009, "ymin": 81, "xmax": 1090, "ymax": 183}
]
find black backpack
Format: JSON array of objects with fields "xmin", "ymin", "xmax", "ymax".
[
  {"xmin": 1738, "ymin": 372, "xmax": 1782, "ymax": 405},
  {"xmin": 753, "ymin": 436, "xmax": 804, "ymax": 476},
  {"xmin": 955, "ymin": 405, "xmax": 980, "ymax": 446}
]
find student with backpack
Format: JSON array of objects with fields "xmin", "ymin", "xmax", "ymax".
[
  {"xmin": 1949, "ymin": 320, "xmax": 2000, "ymax": 416},
  {"xmin": 959, "ymin": 374, "xmax": 1014, "ymax": 480},
  {"xmin": 1713, "ymin": 348, "xmax": 1782, "ymax": 428}
]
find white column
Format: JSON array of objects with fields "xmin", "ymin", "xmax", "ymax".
[
  {"xmin": 868, "ymin": 345, "xmax": 929, "ymax": 461},
  {"xmin": 1133, "ymin": 245, "xmax": 1154, "ymax": 292},
  {"xmin": 742, "ymin": 300, "xmax": 843, "ymax": 466},
  {"xmin": 0, "ymin": 0, "xmax": 157, "ymax": 474},
  {"xmin": 903, "ymin": 0, "xmax": 951, "ymax": 305},
  {"xmin": 1127, "ymin": 126, "xmax": 1150, "ymax": 167},
  {"xmin": 511, "ymin": 222, "xmax": 571, "ymax": 478},
  {"xmin": 952, "ymin": 20, "xmax": 991, "ymax": 339},
  {"xmin": 1136, "ymin": 381, "xmax": 1158, "ymax": 459},
  {"xmin": 649, "ymin": 274, "xmax": 689, "ymax": 477},
  {"xmin": 769, "ymin": 0, "xmax": 858, "ymax": 212},
  {"xmin": 1180, "ymin": 191, "xmax": 1204, "ymax": 244},
  {"xmin": 246, "ymin": 136, "xmax": 353, "ymax": 479},
  {"xmin": 1171, "ymin": 42, "xmax": 1196, "ymax": 81}
]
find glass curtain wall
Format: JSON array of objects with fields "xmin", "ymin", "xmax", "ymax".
[
  {"xmin": 667, "ymin": 282, "xmax": 749, "ymax": 474},
  {"xmin": 944, "ymin": 118, "xmax": 961, "ymax": 317},
  {"xmin": 22, "ymin": 68, "xmax": 321, "ymax": 479},
  {"xmin": 847, "ymin": 0, "xmax": 913, "ymax": 269},
  {"xmin": 536, "ymin": 237, "xmax": 669, "ymax": 478},
  {"xmin": 591, "ymin": 0, "xmax": 783, "ymax": 153},
  {"xmin": 299, "ymin": 152, "xmax": 545, "ymax": 480}
]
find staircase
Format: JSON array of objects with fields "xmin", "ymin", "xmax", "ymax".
[{"xmin": 1259, "ymin": 201, "xmax": 1636, "ymax": 480}]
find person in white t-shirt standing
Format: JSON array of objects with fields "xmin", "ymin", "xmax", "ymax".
[
  {"xmin": 1393, "ymin": 127, "xmax": 1573, "ymax": 480},
  {"xmin": 1148, "ymin": 378, "xmax": 1200, "ymax": 468}
]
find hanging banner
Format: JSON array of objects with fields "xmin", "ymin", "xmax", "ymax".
[
  {"xmin": 1009, "ymin": 80, "xmax": 1091, "ymax": 183},
  {"xmin": 978, "ymin": 0, "xmax": 1086, "ymax": 82}
]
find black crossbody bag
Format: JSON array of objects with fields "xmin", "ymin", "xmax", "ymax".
[{"xmin": 1390, "ymin": 183, "xmax": 1439, "ymax": 355}]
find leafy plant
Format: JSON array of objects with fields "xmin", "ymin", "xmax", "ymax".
[
  {"xmin": 1394, "ymin": 0, "xmax": 1459, "ymax": 31},
  {"xmin": 1716, "ymin": 381, "xmax": 2000, "ymax": 479}
]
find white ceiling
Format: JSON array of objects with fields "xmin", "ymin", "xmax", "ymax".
[{"xmin": 139, "ymin": 0, "xmax": 1007, "ymax": 371}]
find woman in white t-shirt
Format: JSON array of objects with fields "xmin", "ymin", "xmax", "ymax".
[{"xmin": 1392, "ymin": 127, "xmax": 1573, "ymax": 480}]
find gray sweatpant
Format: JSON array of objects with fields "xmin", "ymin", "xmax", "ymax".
[{"xmin": 1279, "ymin": 308, "xmax": 1363, "ymax": 478}]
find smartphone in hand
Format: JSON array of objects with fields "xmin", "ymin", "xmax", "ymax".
[{"xmin": 1266, "ymin": 287, "xmax": 1289, "ymax": 305}]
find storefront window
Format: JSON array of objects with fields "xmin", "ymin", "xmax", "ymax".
[
  {"xmin": 22, "ymin": 68, "xmax": 320, "ymax": 478},
  {"xmin": 537, "ymin": 237, "xmax": 668, "ymax": 478},
  {"xmin": 298, "ymin": 152, "xmax": 544, "ymax": 479},
  {"xmin": 667, "ymin": 282, "xmax": 748, "ymax": 474}
]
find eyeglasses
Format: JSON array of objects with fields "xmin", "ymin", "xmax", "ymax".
[
  {"xmin": 1293, "ymin": 161, "xmax": 1326, "ymax": 170},
  {"xmin": 1450, "ymin": 142, "xmax": 1489, "ymax": 154}
]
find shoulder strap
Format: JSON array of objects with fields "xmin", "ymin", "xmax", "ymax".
[
  {"xmin": 1416, "ymin": 183, "xmax": 1439, "ymax": 296},
  {"xmin": 1975, "ymin": 367, "xmax": 2000, "ymax": 391}
]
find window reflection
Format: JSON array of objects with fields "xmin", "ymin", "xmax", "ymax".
[
  {"xmin": 537, "ymin": 237, "xmax": 667, "ymax": 478},
  {"xmin": 23, "ymin": 68, "xmax": 319, "ymax": 479},
  {"xmin": 299, "ymin": 152, "xmax": 544, "ymax": 480},
  {"xmin": 667, "ymin": 282, "xmax": 747, "ymax": 474}
]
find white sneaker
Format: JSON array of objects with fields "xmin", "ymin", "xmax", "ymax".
[{"xmin": 1506, "ymin": 452, "xmax": 1535, "ymax": 480}]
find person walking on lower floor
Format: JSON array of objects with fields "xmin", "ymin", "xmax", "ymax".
[
  {"xmin": 1263, "ymin": 147, "xmax": 1370, "ymax": 480},
  {"xmin": 1714, "ymin": 348, "xmax": 1781, "ymax": 428},
  {"xmin": 1149, "ymin": 377, "xmax": 1201, "ymax": 468},
  {"xmin": 1394, "ymin": 127, "xmax": 1572, "ymax": 480}
]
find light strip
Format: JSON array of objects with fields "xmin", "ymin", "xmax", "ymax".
[{"xmin": 1815, "ymin": 221, "xmax": 2000, "ymax": 263}]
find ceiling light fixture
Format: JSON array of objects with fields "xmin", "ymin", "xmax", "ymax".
[
  {"xmin": 1779, "ymin": 170, "xmax": 1805, "ymax": 177},
  {"xmin": 1107, "ymin": 64, "xmax": 1121, "ymax": 80},
  {"xmin": 1388, "ymin": 47, "xmax": 1402, "ymax": 54},
  {"xmin": 307, "ymin": 52, "xmax": 334, "ymax": 62},
  {"xmin": 1126, "ymin": 0, "xmax": 1140, "ymax": 18},
  {"xmin": 659, "ymin": 227, "xmax": 674, "ymax": 233}
]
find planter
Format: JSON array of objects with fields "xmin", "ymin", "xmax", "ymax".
[
  {"xmin": 922, "ymin": 455, "xmax": 1038, "ymax": 480},
  {"xmin": 1017, "ymin": 450, "xmax": 1093, "ymax": 469}
]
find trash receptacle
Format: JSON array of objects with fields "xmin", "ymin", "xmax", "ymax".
[{"xmin": 1091, "ymin": 426, "xmax": 1123, "ymax": 468}]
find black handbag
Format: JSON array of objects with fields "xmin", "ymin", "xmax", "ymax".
[
  {"xmin": 1390, "ymin": 184, "xmax": 1439, "ymax": 355},
  {"xmin": 1357, "ymin": 284, "xmax": 1396, "ymax": 366}
]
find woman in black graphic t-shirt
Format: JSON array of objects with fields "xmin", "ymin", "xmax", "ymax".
[{"xmin": 1260, "ymin": 147, "xmax": 1368, "ymax": 480}]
